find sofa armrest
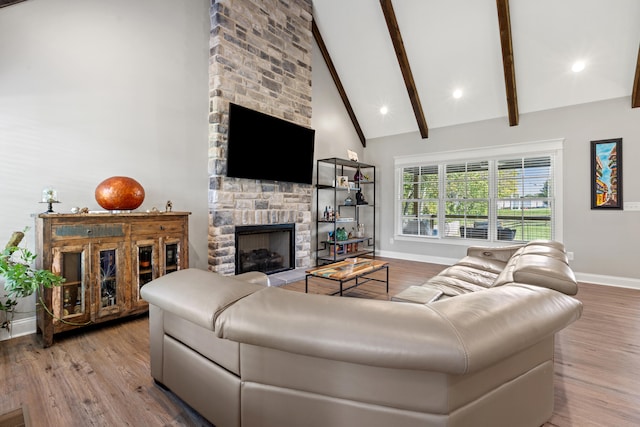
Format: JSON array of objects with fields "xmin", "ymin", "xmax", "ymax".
[
  {"xmin": 141, "ymin": 268, "xmax": 265, "ymax": 331},
  {"xmin": 215, "ymin": 284, "xmax": 582, "ymax": 374}
]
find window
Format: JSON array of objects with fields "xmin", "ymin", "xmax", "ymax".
[
  {"xmin": 396, "ymin": 140, "xmax": 562, "ymax": 243},
  {"xmin": 401, "ymin": 165, "xmax": 439, "ymax": 237},
  {"xmin": 494, "ymin": 157, "xmax": 553, "ymax": 241},
  {"xmin": 445, "ymin": 161, "xmax": 489, "ymax": 239}
]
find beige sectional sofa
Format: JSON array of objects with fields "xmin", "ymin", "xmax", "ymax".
[{"xmin": 140, "ymin": 240, "xmax": 582, "ymax": 427}]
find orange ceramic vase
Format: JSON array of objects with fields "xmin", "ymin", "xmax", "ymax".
[{"xmin": 95, "ymin": 176, "xmax": 145, "ymax": 211}]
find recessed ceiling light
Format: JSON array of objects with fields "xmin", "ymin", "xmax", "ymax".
[
  {"xmin": 571, "ymin": 61, "xmax": 585, "ymax": 73},
  {"xmin": 453, "ymin": 89, "xmax": 463, "ymax": 99},
  {"xmin": 379, "ymin": 105, "xmax": 389, "ymax": 115}
]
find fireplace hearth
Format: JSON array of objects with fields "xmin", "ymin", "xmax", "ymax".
[{"xmin": 235, "ymin": 223, "xmax": 295, "ymax": 275}]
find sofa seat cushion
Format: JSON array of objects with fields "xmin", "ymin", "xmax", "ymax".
[
  {"xmin": 435, "ymin": 265, "xmax": 499, "ymax": 288},
  {"xmin": 456, "ymin": 256, "xmax": 508, "ymax": 274},
  {"xmin": 423, "ymin": 275, "xmax": 488, "ymax": 297},
  {"xmin": 391, "ymin": 285, "xmax": 443, "ymax": 304}
]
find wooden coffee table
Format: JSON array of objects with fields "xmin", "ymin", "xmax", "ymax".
[{"xmin": 305, "ymin": 258, "xmax": 389, "ymax": 296}]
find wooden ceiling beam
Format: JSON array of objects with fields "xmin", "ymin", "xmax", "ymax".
[
  {"xmin": 496, "ymin": 0, "xmax": 519, "ymax": 126},
  {"xmin": 312, "ymin": 20, "xmax": 367, "ymax": 147},
  {"xmin": 632, "ymin": 43, "xmax": 640, "ymax": 108},
  {"xmin": 0, "ymin": 0, "xmax": 27, "ymax": 7},
  {"xmin": 380, "ymin": 0, "xmax": 429, "ymax": 139}
]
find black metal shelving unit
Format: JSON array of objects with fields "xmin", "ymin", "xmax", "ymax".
[{"xmin": 315, "ymin": 157, "xmax": 376, "ymax": 265}]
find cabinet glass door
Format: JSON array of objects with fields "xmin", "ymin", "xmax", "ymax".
[
  {"xmin": 133, "ymin": 240, "xmax": 157, "ymax": 308},
  {"xmin": 51, "ymin": 246, "xmax": 90, "ymax": 325},
  {"xmin": 94, "ymin": 243, "xmax": 125, "ymax": 318},
  {"xmin": 162, "ymin": 238, "xmax": 182, "ymax": 275}
]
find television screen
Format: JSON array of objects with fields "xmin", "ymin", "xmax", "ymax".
[{"xmin": 227, "ymin": 103, "xmax": 316, "ymax": 185}]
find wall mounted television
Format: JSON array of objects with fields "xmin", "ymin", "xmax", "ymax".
[{"xmin": 226, "ymin": 102, "xmax": 316, "ymax": 185}]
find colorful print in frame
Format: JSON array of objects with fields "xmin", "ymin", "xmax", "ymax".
[{"xmin": 591, "ymin": 138, "xmax": 622, "ymax": 210}]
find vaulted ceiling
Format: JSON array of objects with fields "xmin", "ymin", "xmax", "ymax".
[{"xmin": 312, "ymin": 0, "xmax": 640, "ymax": 144}]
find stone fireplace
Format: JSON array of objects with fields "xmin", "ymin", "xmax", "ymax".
[
  {"xmin": 207, "ymin": 0, "xmax": 313, "ymax": 275},
  {"xmin": 235, "ymin": 223, "xmax": 295, "ymax": 275}
]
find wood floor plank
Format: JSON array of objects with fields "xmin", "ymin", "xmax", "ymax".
[{"xmin": 0, "ymin": 257, "xmax": 638, "ymax": 426}]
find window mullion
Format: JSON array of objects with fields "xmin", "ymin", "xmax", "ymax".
[
  {"xmin": 488, "ymin": 160, "xmax": 497, "ymax": 241},
  {"xmin": 438, "ymin": 164, "xmax": 445, "ymax": 237}
]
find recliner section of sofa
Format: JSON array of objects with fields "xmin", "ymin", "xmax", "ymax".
[{"xmin": 394, "ymin": 240, "xmax": 578, "ymax": 302}]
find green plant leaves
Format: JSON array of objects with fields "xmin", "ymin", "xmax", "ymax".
[{"xmin": 1, "ymin": 238, "xmax": 64, "ymax": 330}]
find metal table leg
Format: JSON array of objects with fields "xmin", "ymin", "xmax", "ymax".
[{"xmin": 386, "ymin": 265, "xmax": 389, "ymax": 293}]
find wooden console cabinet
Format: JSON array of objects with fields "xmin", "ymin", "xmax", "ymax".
[{"xmin": 35, "ymin": 212, "xmax": 189, "ymax": 347}]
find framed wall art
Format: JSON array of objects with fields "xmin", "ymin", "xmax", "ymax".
[{"xmin": 591, "ymin": 138, "xmax": 622, "ymax": 210}]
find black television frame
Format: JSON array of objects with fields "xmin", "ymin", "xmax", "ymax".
[{"xmin": 226, "ymin": 103, "xmax": 315, "ymax": 185}]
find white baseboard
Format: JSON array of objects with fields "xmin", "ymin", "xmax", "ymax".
[
  {"xmin": 574, "ymin": 272, "xmax": 640, "ymax": 290},
  {"xmin": 0, "ymin": 316, "xmax": 36, "ymax": 341},
  {"xmin": 377, "ymin": 249, "xmax": 459, "ymax": 267}
]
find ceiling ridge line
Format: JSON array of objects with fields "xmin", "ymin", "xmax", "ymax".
[
  {"xmin": 312, "ymin": 19, "xmax": 367, "ymax": 147},
  {"xmin": 379, "ymin": 0, "xmax": 429, "ymax": 139}
]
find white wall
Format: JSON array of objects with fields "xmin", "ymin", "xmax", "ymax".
[
  {"xmin": 311, "ymin": 38, "xmax": 367, "ymax": 262},
  {"xmin": 0, "ymin": 0, "xmax": 210, "ymax": 328},
  {"xmin": 366, "ymin": 97, "xmax": 640, "ymax": 286},
  {"xmin": 311, "ymin": 40, "xmax": 366, "ymax": 163}
]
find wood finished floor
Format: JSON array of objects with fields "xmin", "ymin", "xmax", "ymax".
[{"xmin": 1, "ymin": 257, "xmax": 639, "ymax": 426}]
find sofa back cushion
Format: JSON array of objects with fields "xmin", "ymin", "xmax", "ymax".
[
  {"xmin": 492, "ymin": 251, "xmax": 577, "ymax": 295},
  {"xmin": 521, "ymin": 243, "xmax": 569, "ymax": 264},
  {"xmin": 215, "ymin": 285, "xmax": 583, "ymax": 374},
  {"xmin": 512, "ymin": 254, "xmax": 578, "ymax": 295},
  {"xmin": 524, "ymin": 239, "xmax": 566, "ymax": 252}
]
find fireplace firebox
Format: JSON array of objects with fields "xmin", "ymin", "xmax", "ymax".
[{"xmin": 235, "ymin": 223, "xmax": 295, "ymax": 275}]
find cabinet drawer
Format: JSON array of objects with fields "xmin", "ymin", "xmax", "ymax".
[
  {"xmin": 52, "ymin": 224, "xmax": 125, "ymax": 241},
  {"xmin": 131, "ymin": 221, "xmax": 184, "ymax": 236}
]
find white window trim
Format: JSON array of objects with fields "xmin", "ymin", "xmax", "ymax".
[{"xmin": 394, "ymin": 138, "xmax": 564, "ymax": 245}]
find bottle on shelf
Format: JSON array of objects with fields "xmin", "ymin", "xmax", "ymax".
[{"xmin": 354, "ymin": 166, "xmax": 364, "ymax": 182}]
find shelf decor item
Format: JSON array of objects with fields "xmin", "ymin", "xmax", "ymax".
[
  {"xmin": 356, "ymin": 189, "xmax": 368, "ymax": 205},
  {"xmin": 95, "ymin": 176, "xmax": 145, "ymax": 211},
  {"xmin": 40, "ymin": 186, "xmax": 60, "ymax": 213},
  {"xmin": 336, "ymin": 176, "xmax": 349, "ymax": 188},
  {"xmin": 353, "ymin": 166, "xmax": 364, "ymax": 182}
]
